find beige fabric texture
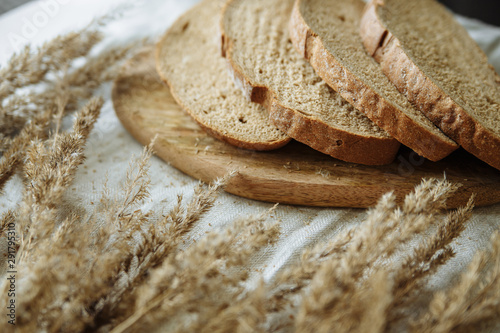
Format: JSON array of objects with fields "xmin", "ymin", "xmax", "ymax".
[{"xmin": 0, "ymin": 0, "xmax": 499, "ymax": 330}]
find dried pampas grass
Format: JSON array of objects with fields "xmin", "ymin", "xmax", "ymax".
[
  {"xmin": 0, "ymin": 5, "xmax": 499, "ymax": 333},
  {"xmin": 413, "ymin": 230, "xmax": 500, "ymax": 333}
]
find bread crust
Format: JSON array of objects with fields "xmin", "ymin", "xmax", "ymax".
[
  {"xmin": 155, "ymin": 0, "xmax": 290, "ymax": 152},
  {"xmin": 361, "ymin": 1, "xmax": 500, "ymax": 170},
  {"xmin": 220, "ymin": 0, "xmax": 400, "ymax": 166},
  {"xmin": 290, "ymin": 0, "xmax": 458, "ymax": 162}
]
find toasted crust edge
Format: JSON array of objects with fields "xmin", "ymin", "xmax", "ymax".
[
  {"xmin": 220, "ymin": 0, "xmax": 400, "ymax": 165},
  {"xmin": 154, "ymin": 3, "xmax": 291, "ymax": 152},
  {"xmin": 290, "ymin": 0, "xmax": 458, "ymax": 162},
  {"xmin": 360, "ymin": 1, "xmax": 500, "ymax": 170}
]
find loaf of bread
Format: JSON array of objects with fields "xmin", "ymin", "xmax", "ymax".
[
  {"xmin": 221, "ymin": 0, "xmax": 400, "ymax": 165},
  {"xmin": 153, "ymin": 0, "xmax": 499, "ymax": 171},
  {"xmin": 155, "ymin": 0, "xmax": 291, "ymax": 151},
  {"xmin": 289, "ymin": 0, "xmax": 458, "ymax": 161},
  {"xmin": 361, "ymin": 0, "xmax": 500, "ymax": 170}
]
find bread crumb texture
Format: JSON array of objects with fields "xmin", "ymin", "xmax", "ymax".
[{"xmin": 157, "ymin": 0, "xmax": 290, "ymax": 150}]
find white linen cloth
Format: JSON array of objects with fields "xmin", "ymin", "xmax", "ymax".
[{"xmin": 1, "ymin": 0, "xmax": 500, "ymax": 324}]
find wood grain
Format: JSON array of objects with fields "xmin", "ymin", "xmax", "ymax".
[{"xmin": 112, "ymin": 49, "xmax": 500, "ymax": 208}]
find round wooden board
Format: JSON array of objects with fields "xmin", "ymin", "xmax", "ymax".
[{"xmin": 112, "ymin": 49, "xmax": 500, "ymax": 208}]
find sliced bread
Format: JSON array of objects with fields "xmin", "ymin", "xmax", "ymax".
[
  {"xmin": 221, "ymin": 0, "xmax": 400, "ymax": 165},
  {"xmin": 361, "ymin": 0, "xmax": 500, "ymax": 170},
  {"xmin": 155, "ymin": 0, "xmax": 290, "ymax": 151},
  {"xmin": 289, "ymin": 0, "xmax": 458, "ymax": 162}
]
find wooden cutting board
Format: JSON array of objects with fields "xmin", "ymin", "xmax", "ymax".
[{"xmin": 112, "ymin": 49, "xmax": 500, "ymax": 208}]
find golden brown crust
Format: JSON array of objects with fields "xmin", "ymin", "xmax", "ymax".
[
  {"xmin": 290, "ymin": 0, "xmax": 458, "ymax": 162},
  {"xmin": 220, "ymin": 0, "xmax": 400, "ymax": 166},
  {"xmin": 155, "ymin": 2, "xmax": 291, "ymax": 152},
  {"xmin": 267, "ymin": 98, "xmax": 400, "ymax": 165},
  {"xmin": 361, "ymin": 1, "xmax": 500, "ymax": 171}
]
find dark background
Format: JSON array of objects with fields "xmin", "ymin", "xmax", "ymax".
[
  {"xmin": 0, "ymin": 0, "xmax": 499, "ymax": 26},
  {"xmin": 0, "ymin": 0, "xmax": 32, "ymax": 14},
  {"xmin": 439, "ymin": 0, "xmax": 500, "ymax": 26}
]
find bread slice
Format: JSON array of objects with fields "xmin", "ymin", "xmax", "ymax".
[
  {"xmin": 221, "ymin": 0, "xmax": 400, "ymax": 165},
  {"xmin": 155, "ymin": 0, "xmax": 290, "ymax": 151},
  {"xmin": 361, "ymin": 0, "xmax": 500, "ymax": 170},
  {"xmin": 289, "ymin": 0, "xmax": 458, "ymax": 162}
]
